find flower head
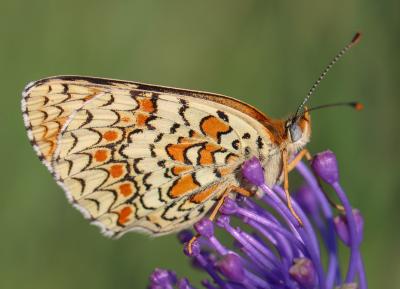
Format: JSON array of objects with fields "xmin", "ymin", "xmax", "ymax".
[{"xmin": 148, "ymin": 151, "xmax": 367, "ymax": 289}]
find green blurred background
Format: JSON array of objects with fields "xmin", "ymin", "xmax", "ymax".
[{"xmin": 0, "ymin": 0, "xmax": 398, "ymax": 288}]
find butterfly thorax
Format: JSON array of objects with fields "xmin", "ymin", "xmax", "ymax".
[{"xmin": 252, "ymin": 110, "xmax": 311, "ymax": 187}]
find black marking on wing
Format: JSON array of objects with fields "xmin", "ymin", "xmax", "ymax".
[
  {"xmin": 189, "ymin": 129, "xmax": 197, "ymax": 138},
  {"xmin": 133, "ymin": 158, "xmax": 144, "ymax": 174},
  {"xmin": 127, "ymin": 129, "xmax": 143, "ymax": 143},
  {"xmin": 88, "ymin": 128, "xmax": 103, "ymax": 146},
  {"xmin": 100, "ymin": 94, "xmax": 115, "ymax": 107},
  {"xmin": 39, "ymin": 109, "xmax": 49, "ymax": 122},
  {"xmin": 213, "ymin": 168, "xmax": 222, "ymax": 178},
  {"xmin": 63, "ymin": 158, "xmax": 74, "ymax": 177},
  {"xmin": 43, "ymin": 95, "xmax": 50, "ymax": 106},
  {"xmin": 242, "ymin": 132, "xmax": 251, "ymax": 139},
  {"xmin": 66, "ymin": 132, "xmax": 79, "ymax": 155},
  {"xmin": 142, "ymin": 172, "xmax": 152, "ymax": 190},
  {"xmin": 110, "ymin": 110, "xmax": 121, "ymax": 127},
  {"xmin": 151, "ymin": 94, "xmax": 159, "ymax": 114},
  {"xmin": 71, "ymin": 177, "xmax": 86, "ymax": 196},
  {"xmin": 145, "ymin": 115, "xmax": 157, "ymax": 130},
  {"xmin": 118, "ymin": 144, "xmax": 130, "ymax": 159},
  {"xmin": 257, "ymin": 136, "xmax": 264, "ymax": 149},
  {"xmin": 78, "ymin": 152, "xmax": 93, "ymax": 174},
  {"xmin": 78, "ymin": 110, "xmax": 93, "ymax": 129},
  {"xmin": 154, "ymin": 133, "xmax": 164, "ymax": 143},
  {"xmin": 62, "ymin": 84, "xmax": 68, "ymax": 94},
  {"xmin": 130, "ymin": 90, "xmax": 142, "ymax": 98},
  {"xmin": 157, "ymin": 160, "xmax": 166, "ymax": 168},
  {"xmin": 217, "ymin": 110, "xmax": 229, "ymax": 122},
  {"xmin": 231, "ymin": 139, "xmax": 240, "ymax": 150},
  {"xmin": 164, "ymin": 168, "xmax": 173, "ymax": 179},
  {"xmin": 160, "ymin": 202, "xmax": 178, "ymax": 221},
  {"xmin": 225, "ymin": 152, "xmax": 238, "ymax": 163},
  {"xmin": 145, "ymin": 215, "xmax": 162, "ymax": 229},
  {"xmin": 84, "ymin": 197, "xmax": 101, "ymax": 212},
  {"xmin": 179, "ymin": 99, "xmax": 190, "ymax": 126},
  {"xmin": 149, "ymin": 144, "xmax": 156, "ymax": 157},
  {"xmin": 139, "ymin": 194, "xmax": 157, "ymax": 210},
  {"xmin": 191, "ymin": 172, "xmax": 202, "ymax": 187},
  {"xmin": 183, "ymin": 142, "xmax": 206, "ymax": 165},
  {"xmin": 170, "ymin": 123, "xmax": 180, "ymax": 134},
  {"xmin": 216, "ymin": 126, "xmax": 233, "ymax": 144}
]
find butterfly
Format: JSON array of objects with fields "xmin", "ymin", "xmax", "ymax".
[{"xmin": 21, "ymin": 33, "xmax": 360, "ymax": 238}]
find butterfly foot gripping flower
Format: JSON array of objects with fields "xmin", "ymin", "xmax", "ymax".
[{"xmin": 148, "ymin": 151, "xmax": 367, "ymax": 289}]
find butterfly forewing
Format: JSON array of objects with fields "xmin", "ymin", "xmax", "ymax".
[{"xmin": 22, "ymin": 76, "xmax": 277, "ymax": 237}]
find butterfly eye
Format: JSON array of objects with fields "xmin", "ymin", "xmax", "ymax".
[{"xmin": 289, "ymin": 123, "xmax": 302, "ymax": 142}]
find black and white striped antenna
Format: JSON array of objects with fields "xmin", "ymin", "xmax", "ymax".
[{"xmin": 294, "ymin": 32, "xmax": 362, "ymax": 120}]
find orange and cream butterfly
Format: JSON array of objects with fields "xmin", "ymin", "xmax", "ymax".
[{"xmin": 21, "ymin": 33, "xmax": 360, "ymax": 238}]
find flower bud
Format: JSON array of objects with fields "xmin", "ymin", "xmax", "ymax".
[
  {"xmin": 149, "ymin": 268, "xmax": 177, "ymax": 288},
  {"xmin": 216, "ymin": 215, "xmax": 230, "ymax": 228},
  {"xmin": 194, "ymin": 218, "xmax": 214, "ymax": 238},
  {"xmin": 177, "ymin": 278, "xmax": 195, "ymax": 289},
  {"xmin": 334, "ymin": 209, "xmax": 364, "ymax": 245},
  {"xmin": 183, "ymin": 239, "xmax": 200, "ymax": 257},
  {"xmin": 177, "ymin": 230, "xmax": 193, "ymax": 244},
  {"xmin": 311, "ymin": 150, "xmax": 339, "ymax": 184},
  {"xmin": 219, "ymin": 197, "xmax": 238, "ymax": 215},
  {"xmin": 241, "ymin": 157, "xmax": 265, "ymax": 186},
  {"xmin": 217, "ymin": 253, "xmax": 246, "ymax": 283},
  {"xmin": 289, "ymin": 258, "xmax": 317, "ymax": 289}
]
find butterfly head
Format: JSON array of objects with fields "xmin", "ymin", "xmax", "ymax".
[{"xmin": 284, "ymin": 109, "xmax": 311, "ymax": 152}]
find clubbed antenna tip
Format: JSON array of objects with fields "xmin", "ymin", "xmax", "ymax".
[
  {"xmin": 351, "ymin": 32, "xmax": 362, "ymax": 46},
  {"xmin": 353, "ymin": 102, "xmax": 364, "ymax": 111}
]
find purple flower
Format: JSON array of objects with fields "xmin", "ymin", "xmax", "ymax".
[{"xmin": 148, "ymin": 151, "xmax": 367, "ymax": 289}]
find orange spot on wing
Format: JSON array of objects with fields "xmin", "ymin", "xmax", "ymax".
[
  {"xmin": 119, "ymin": 183, "xmax": 133, "ymax": 197},
  {"xmin": 110, "ymin": 164, "xmax": 124, "ymax": 178},
  {"xmin": 169, "ymin": 174, "xmax": 199, "ymax": 198},
  {"xmin": 166, "ymin": 143, "xmax": 194, "ymax": 163},
  {"xmin": 138, "ymin": 98, "xmax": 155, "ymax": 113},
  {"xmin": 178, "ymin": 137, "xmax": 199, "ymax": 143},
  {"xmin": 121, "ymin": 116, "xmax": 131, "ymax": 122},
  {"xmin": 136, "ymin": 113, "xmax": 149, "ymax": 126},
  {"xmin": 199, "ymin": 143, "xmax": 220, "ymax": 165},
  {"xmin": 94, "ymin": 149, "xmax": 108, "ymax": 162},
  {"xmin": 200, "ymin": 116, "xmax": 230, "ymax": 140},
  {"xmin": 103, "ymin": 130, "xmax": 118, "ymax": 141},
  {"xmin": 118, "ymin": 206, "xmax": 133, "ymax": 224},
  {"xmin": 84, "ymin": 88, "xmax": 101, "ymax": 101},
  {"xmin": 190, "ymin": 184, "xmax": 219, "ymax": 203},
  {"xmin": 44, "ymin": 140, "xmax": 56, "ymax": 159},
  {"xmin": 172, "ymin": 165, "xmax": 192, "ymax": 175}
]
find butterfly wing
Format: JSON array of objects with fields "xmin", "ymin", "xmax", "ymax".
[{"xmin": 22, "ymin": 76, "xmax": 277, "ymax": 236}]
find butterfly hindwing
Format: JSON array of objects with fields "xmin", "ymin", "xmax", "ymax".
[{"xmin": 22, "ymin": 76, "xmax": 276, "ymax": 236}]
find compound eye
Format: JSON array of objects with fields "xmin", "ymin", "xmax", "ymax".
[{"xmin": 289, "ymin": 124, "xmax": 302, "ymax": 142}]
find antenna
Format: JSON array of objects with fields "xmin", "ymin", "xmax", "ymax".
[
  {"xmin": 304, "ymin": 101, "xmax": 364, "ymax": 113},
  {"xmin": 294, "ymin": 32, "xmax": 362, "ymax": 119}
]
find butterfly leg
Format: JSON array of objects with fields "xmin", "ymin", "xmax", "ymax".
[
  {"xmin": 187, "ymin": 185, "xmax": 253, "ymax": 254},
  {"xmin": 288, "ymin": 148, "xmax": 312, "ymax": 172},
  {"xmin": 187, "ymin": 187, "xmax": 232, "ymax": 254},
  {"xmin": 282, "ymin": 149, "xmax": 304, "ymax": 226}
]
